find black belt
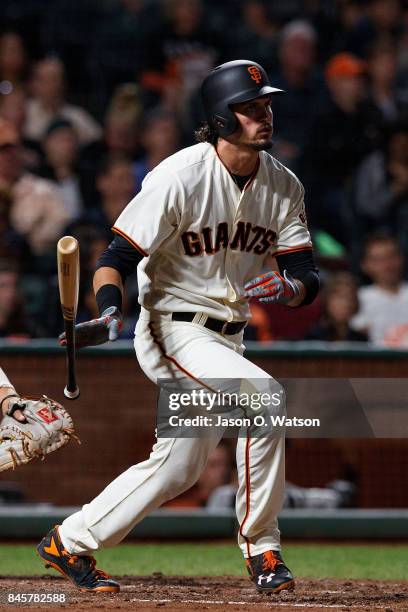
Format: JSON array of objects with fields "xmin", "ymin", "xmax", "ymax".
[{"xmin": 172, "ymin": 312, "xmax": 246, "ymax": 335}]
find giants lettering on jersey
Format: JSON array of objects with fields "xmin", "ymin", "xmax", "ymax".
[{"xmin": 181, "ymin": 221, "xmax": 277, "ymax": 257}]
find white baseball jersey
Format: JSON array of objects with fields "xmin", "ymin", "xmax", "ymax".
[{"xmin": 114, "ymin": 142, "xmax": 312, "ymax": 321}]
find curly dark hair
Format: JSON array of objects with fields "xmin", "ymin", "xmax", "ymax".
[{"xmin": 194, "ymin": 122, "xmax": 218, "ymax": 145}]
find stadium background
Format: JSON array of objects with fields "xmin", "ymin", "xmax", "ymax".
[{"xmin": 0, "ymin": 1, "xmax": 408, "ymax": 608}]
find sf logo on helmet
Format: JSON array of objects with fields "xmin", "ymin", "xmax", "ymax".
[{"xmin": 248, "ymin": 65, "xmax": 262, "ymax": 84}]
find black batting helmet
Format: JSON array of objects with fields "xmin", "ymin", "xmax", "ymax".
[{"xmin": 201, "ymin": 60, "xmax": 284, "ymax": 138}]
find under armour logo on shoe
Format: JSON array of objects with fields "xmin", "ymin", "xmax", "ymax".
[{"xmin": 258, "ymin": 572, "xmax": 275, "ymax": 585}]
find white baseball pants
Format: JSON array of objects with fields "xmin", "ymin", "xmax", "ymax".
[{"xmin": 59, "ymin": 309, "xmax": 285, "ymax": 558}]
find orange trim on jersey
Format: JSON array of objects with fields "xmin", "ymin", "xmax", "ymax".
[
  {"xmin": 274, "ymin": 245, "xmax": 313, "ymax": 256},
  {"xmin": 239, "ymin": 434, "xmax": 252, "ymax": 557},
  {"xmin": 148, "ymin": 321, "xmax": 216, "ymax": 393},
  {"xmin": 215, "ymin": 148, "xmax": 260, "ymax": 192},
  {"xmin": 112, "ymin": 227, "xmax": 149, "ymax": 257}
]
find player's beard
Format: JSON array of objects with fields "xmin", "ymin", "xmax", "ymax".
[
  {"xmin": 229, "ymin": 124, "xmax": 274, "ymax": 151},
  {"xmin": 249, "ymin": 137, "xmax": 274, "ymax": 151},
  {"xmin": 247, "ymin": 125, "xmax": 274, "ymax": 151}
]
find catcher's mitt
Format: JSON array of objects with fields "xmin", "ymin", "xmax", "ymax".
[{"xmin": 0, "ymin": 395, "xmax": 79, "ymax": 472}]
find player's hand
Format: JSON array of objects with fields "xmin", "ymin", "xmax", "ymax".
[
  {"xmin": 1, "ymin": 396, "xmax": 27, "ymax": 423},
  {"xmin": 59, "ymin": 306, "xmax": 123, "ymax": 349},
  {"xmin": 244, "ymin": 270, "xmax": 300, "ymax": 304}
]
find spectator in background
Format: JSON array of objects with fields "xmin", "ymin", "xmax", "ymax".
[
  {"xmin": 0, "ymin": 86, "xmax": 42, "ymax": 171},
  {"xmin": 24, "ymin": 57, "xmax": 102, "ymax": 146},
  {"xmin": 141, "ymin": 0, "xmax": 220, "ymax": 125},
  {"xmin": 307, "ymin": 272, "xmax": 368, "ymax": 342},
  {"xmin": 37, "ymin": 119, "xmax": 84, "ymax": 222},
  {"xmin": 230, "ymin": 0, "xmax": 279, "ymax": 71},
  {"xmin": 0, "ymin": 189, "xmax": 29, "ymax": 265},
  {"xmin": 79, "ymin": 83, "xmax": 141, "ymax": 207},
  {"xmin": 0, "ymin": 259, "xmax": 32, "ymax": 338},
  {"xmin": 269, "ymin": 20, "xmax": 325, "ymax": 172},
  {"xmin": 318, "ymin": 0, "xmax": 368, "ymax": 61},
  {"xmin": 351, "ymin": 234, "xmax": 408, "ymax": 345},
  {"xmin": 90, "ymin": 155, "xmax": 135, "ymax": 233},
  {"xmin": 396, "ymin": 6, "xmax": 408, "ymax": 74},
  {"xmin": 0, "ymin": 119, "xmax": 68, "ymax": 259},
  {"xmin": 102, "ymin": 84, "xmax": 141, "ymax": 159},
  {"xmin": 88, "ymin": 0, "xmax": 155, "ymax": 114},
  {"xmin": 345, "ymin": 0, "xmax": 403, "ymax": 59},
  {"xmin": 303, "ymin": 52, "xmax": 381, "ymax": 244},
  {"xmin": 133, "ymin": 110, "xmax": 181, "ymax": 192},
  {"xmin": 70, "ymin": 223, "xmax": 111, "ymax": 276},
  {"xmin": 366, "ymin": 41, "xmax": 408, "ymax": 122},
  {"xmin": 353, "ymin": 120, "xmax": 408, "ymax": 240},
  {"xmin": 0, "ymin": 31, "xmax": 28, "ymax": 90},
  {"xmin": 0, "ymin": 86, "xmax": 27, "ymax": 132}
]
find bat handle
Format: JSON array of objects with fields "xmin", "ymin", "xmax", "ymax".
[
  {"xmin": 64, "ymin": 386, "xmax": 80, "ymax": 399},
  {"xmin": 63, "ymin": 318, "xmax": 80, "ymax": 400}
]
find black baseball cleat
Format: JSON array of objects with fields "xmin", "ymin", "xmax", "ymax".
[
  {"xmin": 36, "ymin": 525, "xmax": 120, "ymax": 593},
  {"xmin": 246, "ymin": 550, "xmax": 294, "ymax": 594}
]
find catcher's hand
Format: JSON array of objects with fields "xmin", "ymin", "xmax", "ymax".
[
  {"xmin": 59, "ymin": 306, "xmax": 123, "ymax": 349},
  {"xmin": 244, "ymin": 270, "xmax": 300, "ymax": 304},
  {"xmin": 0, "ymin": 395, "xmax": 79, "ymax": 472}
]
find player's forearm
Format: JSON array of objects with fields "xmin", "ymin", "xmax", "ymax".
[
  {"xmin": 0, "ymin": 368, "xmax": 18, "ymax": 416},
  {"xmin": 93, "ymin": 267, "xmax": 124, "ymax": 315},
  {"xmin": 0, "ymin": 387, "xmax": 18, "ymax": 416},
  {"xmin": 93, "ymin": 267, "xmax": 123, "ymax": 295}
]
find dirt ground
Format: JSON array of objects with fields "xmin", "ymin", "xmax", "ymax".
[{"xmin": 0, "ymin": 575, "xmax": 408, "ymax": 611}]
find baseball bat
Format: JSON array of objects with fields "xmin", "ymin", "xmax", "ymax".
[{"xmin": 57, "ymin": 236, "xmax": 80, "ymax": 400}]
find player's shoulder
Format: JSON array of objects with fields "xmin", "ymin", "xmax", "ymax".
[
  {"xmin": 150, "ymin": 143, "xmax": 215, "ymax": 177},
  {"xmin": 260, "ymin": 151, "xmax": 304, "ymax": 195}
]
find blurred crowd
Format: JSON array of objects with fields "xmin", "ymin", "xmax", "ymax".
[{"xmin": 1, "ymin": 0, "xmax": 408, "ymax": 346}]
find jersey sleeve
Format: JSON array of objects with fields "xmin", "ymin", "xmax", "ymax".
[
  {"xmin": 273, "ymin": 178, "xmax": 313, "ymax": 256},
  {"xmin": 112, "ymin": 168, "xmax": 182, "ymax": 256}
]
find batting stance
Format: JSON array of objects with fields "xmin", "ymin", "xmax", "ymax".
[{"xmin": 37, "ymin": 60, "xmax": 319, "ymax": 594}]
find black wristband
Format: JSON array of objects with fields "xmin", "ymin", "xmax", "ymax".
[
  {"xmin": 296, "ymin": 269, "xmax": 320, "ymax": 306},
  {"xmin": 95, "ymin": 284, "xmax": 123, "ymax": 316}
]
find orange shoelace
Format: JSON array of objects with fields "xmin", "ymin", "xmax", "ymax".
[
  {"xmin": 62, "ymin": 549, "xmax": 79, "ymax": 565},
  {"xmin": 61, "ymin": 550, "xmax": 110, "ymax": 578},
  {"xmin": 89, "ymin": 557, "xmax": 111, "ymax": 579},
  {"xmin": 262, "ymin": 551, "xmax": 279, "ymax": 572}
]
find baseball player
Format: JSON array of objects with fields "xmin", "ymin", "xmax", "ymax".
[{"xmin": 37, "ymin": 60, "xmax": 319, "ymax": 595}]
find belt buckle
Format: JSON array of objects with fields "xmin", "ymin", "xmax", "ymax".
[{"xmin": 221, "ymin": 321, "xmax": 229, "ymax": 335}]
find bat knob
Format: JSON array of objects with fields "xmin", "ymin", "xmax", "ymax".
[{"xmin": 64, "ymin": 386, "xmax": 80, "ymax": 400}]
